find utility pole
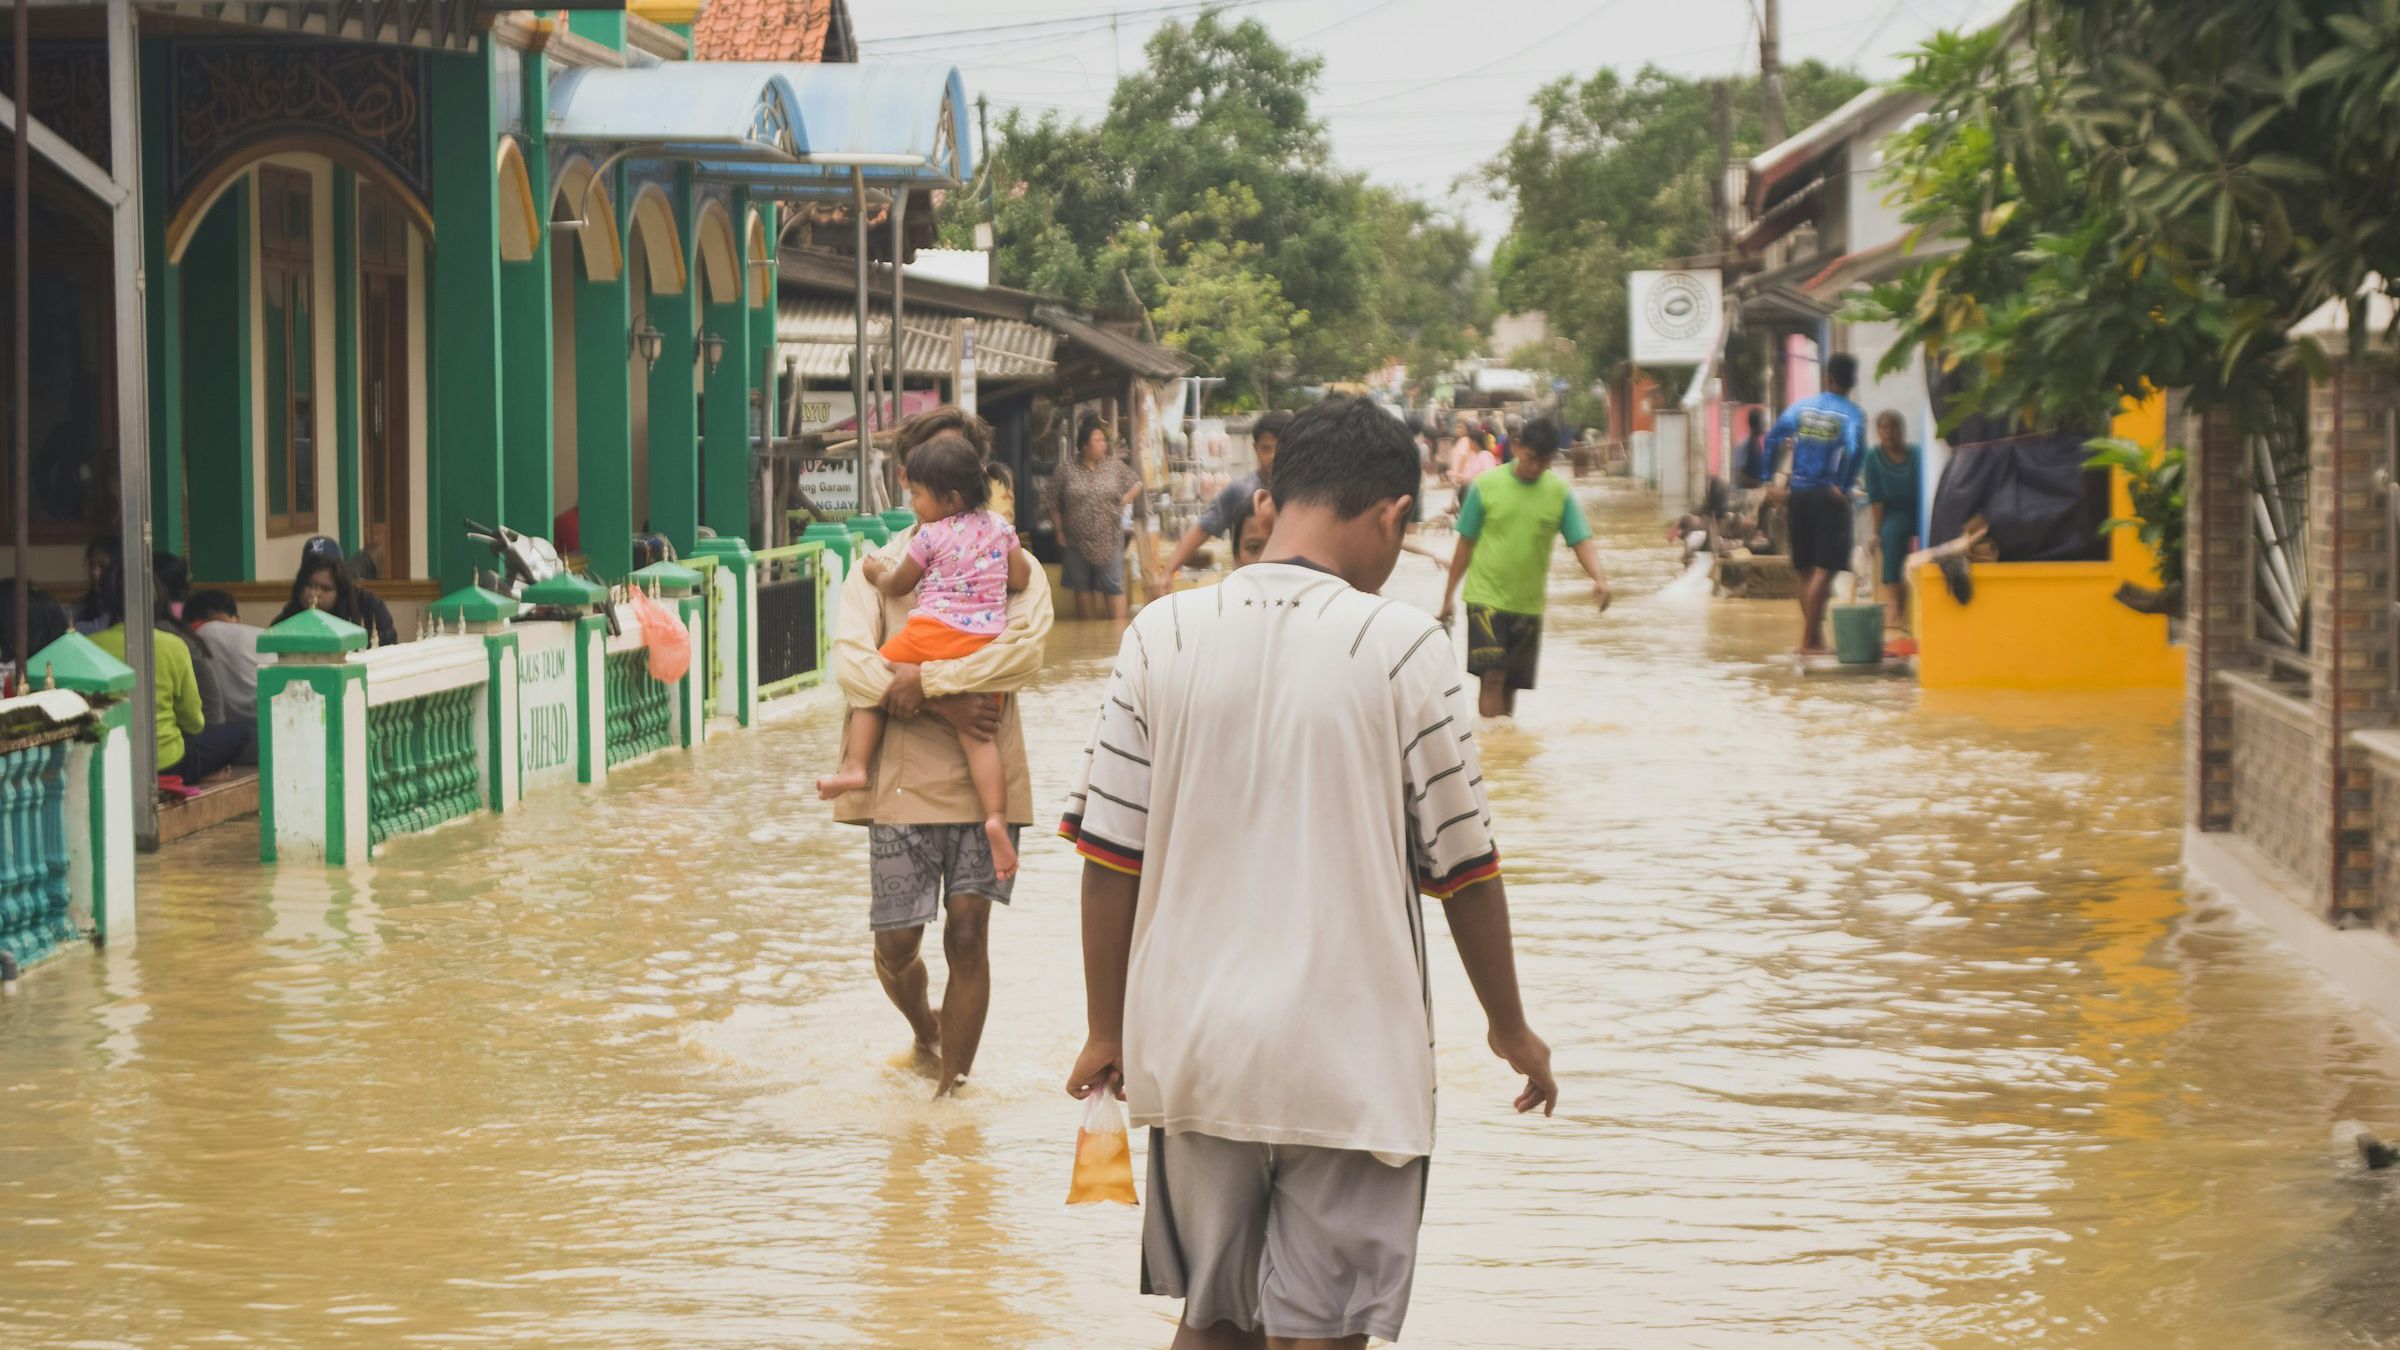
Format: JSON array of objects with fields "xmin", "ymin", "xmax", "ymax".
[
  {"xmin": 1712, "ymin": 80, "xmax": 1732, "ymax": 257},
  {"xmin": 1760, "ymin": 0, "xmax": 1786, "ymax": 146},
  {"xmin": 1111, "ymin": 9, "xmax": 1120, "ymax": 82},
  {"xmin": 10, "ymin": 0, "xmax": 26, "ymax": 689},
  {"xmin": 977, "ymin": 92, "xmax": 993, "ymax": 242}
]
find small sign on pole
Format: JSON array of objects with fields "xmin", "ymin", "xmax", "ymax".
[
  {"xmin": 954, "ymin": 318, "xmax": 978, "ymax": 416},
  {"xmin": 1628, "ymin": 269, "xmax": 1724, "ymax": 366}
]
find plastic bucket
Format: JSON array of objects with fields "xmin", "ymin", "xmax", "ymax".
[{"xmin": 1831, "ymin": 602, "xmax": 1885, "ymax": 664}]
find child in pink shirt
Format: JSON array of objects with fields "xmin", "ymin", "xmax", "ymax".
[{"xmin": 817, "ymin": 432, "xmax": 1031, "ymax": 877}]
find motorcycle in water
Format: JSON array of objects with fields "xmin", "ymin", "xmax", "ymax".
[{"xmin": 463, "ymin": 518, "xmax": 618, "ymax": 634}]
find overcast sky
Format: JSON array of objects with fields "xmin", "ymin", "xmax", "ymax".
[{"xmin": 851, "ymin": 0, "xmax": 2018, "ymax": 255}]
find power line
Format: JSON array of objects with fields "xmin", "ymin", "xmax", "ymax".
[
  {"xmin": 868, "ymin": 0, "xmax": 1272, "ymax": 49},
  {"xmin": 1320, "ymin": 0, "xmax": 1634, "ymax": 110},
  {"xmin": 1288, "ymin": 0, "xmax": 1418, "ymax": 43}
]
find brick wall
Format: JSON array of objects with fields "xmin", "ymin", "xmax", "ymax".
[
  {"xmin": 2228, "ymin": 676, "xmax": 2325, "ymax": 886},
  {"xmin": 2186, "ymin": 399, "xmax": 2251, "ymax": 832},
  {"xmin": 2307, "ymin": 362, "xmax": 2395, "ymax": 922},
  {"xmin": 2374, "ymin": 758, "xmax": 2400, "ymax": 930}
]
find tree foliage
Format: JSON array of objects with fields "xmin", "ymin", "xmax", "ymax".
[
  {"xmin": 940, "ymin": 14, "xmax": 1489, "ymax": 404},
  {"xmin": 1855, "ymin": 1, "xmax": 2400, "ymax": 436},
  {"xmin": 1492, "ymin": 63, "xmax": 1868, "ymax": 395}
]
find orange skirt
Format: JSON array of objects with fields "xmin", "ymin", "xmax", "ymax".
[{"xmin": 881, "ymin": 613, "xmax": 998, "ymax": 664}]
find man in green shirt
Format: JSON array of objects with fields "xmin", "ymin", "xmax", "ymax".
[{"xmin": 1436, "ymin": 418, "xmax": 1611, "ymax": 719}]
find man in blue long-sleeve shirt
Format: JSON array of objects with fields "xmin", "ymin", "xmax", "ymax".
[{"xmin": 1764, "ymin": 352, "xmax": 1868, "ymax": 654}]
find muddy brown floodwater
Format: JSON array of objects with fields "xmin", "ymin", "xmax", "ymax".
[{"xmin": 9, "ymin": 483, "xmax": 2400, "ymax": 1348}]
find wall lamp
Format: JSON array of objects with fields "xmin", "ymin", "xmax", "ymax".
[{"xmin": 630, "ymin": 314, "xmax": 665, "ymax": 370}]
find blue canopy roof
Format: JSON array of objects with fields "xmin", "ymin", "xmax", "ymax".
[
  {"xmin": 547, "ymin": 65, "xmax": 805, "ymax": 163},
  {"xmin": 692, "ymin": 62, "xmax": 973, "ymax": 197}
]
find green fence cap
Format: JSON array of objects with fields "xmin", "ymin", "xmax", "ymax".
[
  {"xmin": 880, "ymin": 509, "xmax": 917, "ymax": 530},
  {"xmin": 428, "ymin": 585, "xmax": 521, "ymax": 624},
  {"xmin": 24, "ymin": 630, "xmax": 134, "ymax": 696},
  {"xmin": 630, "ymin": 560, "xmax": 703, "ymax": 596},
  {"xmin": 521, "ymin": 572, "xmax": 610, "ymax": 609},
  {"xmin": 690, "ymin": 537, "xmax": 755, "ymax": 563},
  {"xmin": 259, "ymin": 607, "xmax": 370, "ymax": 656}
]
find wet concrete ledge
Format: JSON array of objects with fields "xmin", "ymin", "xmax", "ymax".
[{"xmin": 2185, "ymin": 826, "xmax": 2400, "ymax": 1041}]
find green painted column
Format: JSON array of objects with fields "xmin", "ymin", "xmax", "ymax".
[
  {"xmin": 333, "ymin": 167, "xmax": 362, "ymax": 551},
  {"xmin": 565, "ymin": 9, "xmax": 626, "ymax": 48},
  {"xmin": 427, "ymin": 49, "xmax": 508, "ymax": 591},
  {"xmin": 644, "ymin": 165, "xmax": 700, "ymax": 554},
  {"xmin": 502, "ymin": 52, "xmax": 555, "ymax": 538},
  {"xmin": 573, "ymin": 217, "xmax": 634, "ymax": 580},
  {"xmin": 138, "ymin": 38, "xmax": 183, "ymax": 559},
  {"xmin": 180, "ymin": 190, "xmax": 254, "ymax": 581},
  {"xmin": 704, "ymin": 189, "xmax": 755, "ymax": 542}
]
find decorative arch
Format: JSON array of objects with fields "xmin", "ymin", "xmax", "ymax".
[
  {"xmin": 744, "ymin": 206, "xmax": 772, "ymax": 310},
  {"xmin": 496, "ymin": 137, "xmax": 541, "ymax": 263},
  {"xmin": 693, "ymin": 199, "xmax": 741, "ymax": 306},
  {"xmin": 549, "ymin": 154, "xmax": 623, "ymax": 283},
  {"xmin": 166, "ymin": 136, "xmax": 433, "ymax": 264},
  {"xmin": 625, "ymin": 182, "xmax": 687, "ymax": 295}
]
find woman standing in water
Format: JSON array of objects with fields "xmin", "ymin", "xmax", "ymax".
[
  {"xmin": 1862, "ymin": 411, "xmax": 1922, "ymax": 632},
  {"xmin": 1045, "ymin": 418, "xmax": 1146, "ymax": 622}
]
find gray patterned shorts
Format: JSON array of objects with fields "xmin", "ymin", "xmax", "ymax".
[{"xmin": 868, "ymin": 823, "xmax": 1019, "ymax": 932}]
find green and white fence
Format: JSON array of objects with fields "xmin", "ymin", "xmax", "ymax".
[
  {"xmin": 258, "ymin": 563, "xmax": 717, "ymax": 864},
  {"xmin": 6, "ymin": 634, "xmax": 141, "ymax": 966}
]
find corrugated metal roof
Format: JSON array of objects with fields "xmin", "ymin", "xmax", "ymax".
[
  {"xmin": 1034, "ymin": 305, "xmax": 1191, "ymax": 380},
  {"xmin": 778, "ymin": 298, "xmax": 1054, "ymax": 380}
]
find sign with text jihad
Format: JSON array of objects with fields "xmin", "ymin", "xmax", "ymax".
[
  {"xmin": 517, "ymin": 624, "xmax": 579, "ymax": 793},
  {"xmin": 1628, "ymin": 269, "xmax": 1724, "ymax": 366}
]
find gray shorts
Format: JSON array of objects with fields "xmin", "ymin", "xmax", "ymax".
[
  {"xmin": 867, "ymin": 823, "xmax": 1018, "ymax": 932},
  {"xmin": 1061, "ymin": 547, "xmax": 1125, "ymax": 596},
  {"xmin": 1141, "ymin": 1128, "xmax": 1428, "ymax": 1342}
]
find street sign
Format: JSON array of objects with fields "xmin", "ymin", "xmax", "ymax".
[{"xmin": 1628, "ymin": 269, "xmax": 1723, "ymax": 366}]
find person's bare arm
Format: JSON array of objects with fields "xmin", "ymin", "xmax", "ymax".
[
  {"xmin": 1441, "ymin": 875, "xmax": 1557, "ymax": 1116},
  {"xmin": 1437, "ymin": 535, "xmax": 1477, "ymax": 623},
  {"xmin": 1007, "ymin": 547, "xmax": 1032, "ymax": 591},
  {"xmin": 868, "ymin": 553, "xmax": 926, "ymax": 598},
  {"xmin": 1571, "ymin": 538, "xmax": 1612, "ymax": 614},
  {"xmin": 1159, "ymin": 522, "xmax": 1212, "ymax": 579},
  {"xmin": 1066, "ymin": 861, "xmax": 1139, "ymax": 1099}
]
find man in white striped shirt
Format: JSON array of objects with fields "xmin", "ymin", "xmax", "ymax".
[{"xmin": 1064, "ymin": 396, "xmax": 1557, "ymax": 1349}]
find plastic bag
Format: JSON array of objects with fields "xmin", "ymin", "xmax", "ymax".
[
  {"xmin": 629, "ymin": 587, "xmax": 692, "ymax": 683},
  {"xmin": 1067, "ymin": 1090, "xmax": 1138, "ymax": 1206}
]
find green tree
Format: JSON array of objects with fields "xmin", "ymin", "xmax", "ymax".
[
  {"xmin": 1491, "ymin": 63, "xmax": 1867, "ymax": 390},
  {"xmin": 939, "ymin": 14, "xmax": 1489, "ymax": 399},
  {"xmin": 1855, "ymin": 2, "xmax": 2400, "ymax": 437}
]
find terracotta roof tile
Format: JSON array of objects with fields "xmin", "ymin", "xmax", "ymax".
[{"xmin": 694, "ymin": 0, "xmax": 852, "ymax": 64}]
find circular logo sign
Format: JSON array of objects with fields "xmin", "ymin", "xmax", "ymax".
[{"xmin": 1644, "ymin": 272, "xmax": 1713, "ymax": 342}]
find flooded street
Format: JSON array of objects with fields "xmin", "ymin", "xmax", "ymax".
[{"xmin": 11, "ymin": 481, "xmax": 2400, "ymax": 1348}]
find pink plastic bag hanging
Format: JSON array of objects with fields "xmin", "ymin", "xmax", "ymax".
[{"xmin": 629, "ymin": 587, "xmax": 692, "ymax": 683}]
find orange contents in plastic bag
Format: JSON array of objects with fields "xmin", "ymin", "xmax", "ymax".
[{"xmin": 1068, "ymin": 1091, "xmax": 1138, "ymax": 1206}]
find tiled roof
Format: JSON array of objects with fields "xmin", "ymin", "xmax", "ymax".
[{"xmin": 694, "ymin": 0, "xmax": 855, "ymax": 64}]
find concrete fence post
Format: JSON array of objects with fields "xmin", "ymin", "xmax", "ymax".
[
  {"xmin": 25, "ymin": 633, "xmax": 136, "ymax": 945},
  {"xmin": 633, "ymin": 560, "xmax": 707, "ymax": 749},
  {"xmin": 255, "ymin": 610, "xmax": 370, "ymax": 865},
  {"xmin": 691, "ymin": 537, "xmax": 757, "ymax": 726},
  {"xmin": 432, "ymin": 586, "xmax": 524, "ymax": 812},
  {"xmin": 523, "ymin": 573, "xmax": 613, "ymax": 786}
]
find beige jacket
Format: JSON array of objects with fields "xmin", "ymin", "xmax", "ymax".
[{"xmin": 830, "ymin": 529, "xmax": 1054, "ymax": 827}]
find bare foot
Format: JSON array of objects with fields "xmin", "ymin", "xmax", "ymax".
[
  {"xmin": 887, "ymin": 1038, "xmax": 944, "ymax": 1079},
  {"xmin": 816, "ymin": 767, "xmax": 869, "ymax": 800},
  {"xmin": 985, "ymin": 816, "xmax": 1018, "ymax": 882}
]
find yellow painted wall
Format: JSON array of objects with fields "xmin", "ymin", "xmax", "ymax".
[{"xmin": 1914, "ymin": 395, "xmax": 2184, "ymax": 692}]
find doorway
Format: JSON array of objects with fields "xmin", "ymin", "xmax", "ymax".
[{"xmin": 359, "ymin": 183, "xmax": 410, "ymax": 578}]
